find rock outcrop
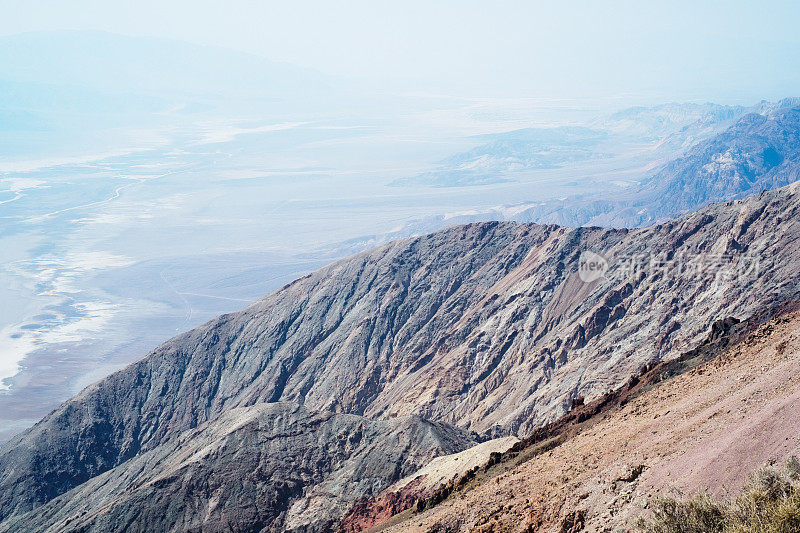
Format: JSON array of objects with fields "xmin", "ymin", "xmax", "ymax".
[{"xmin": 340, "ymin": 437, "xmax": 518, "ymax": 532}]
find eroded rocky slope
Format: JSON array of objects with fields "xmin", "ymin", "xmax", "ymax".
[
  {"xmin": 0, "ymin": 403, "xmax": 474, "ymax": 532},
  {"xmin": 379, "ymin": 308, "xmax": 800, "ymax": 532}
]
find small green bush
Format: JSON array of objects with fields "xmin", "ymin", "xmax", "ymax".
[{"xmin": 638, "ymin": 458, "xmax": 800, "ymax": 533}]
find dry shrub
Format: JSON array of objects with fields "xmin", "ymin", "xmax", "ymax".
[{"xmin": 638, "ymin": 458, "xmax": 800, "ymax": 533}]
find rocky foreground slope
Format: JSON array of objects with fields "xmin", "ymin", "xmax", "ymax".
[
  {"xmin": 378, "ymin": 308, "xmax": 800, "ymax": 532},
  {"xmin": 1, "ymin": 179, "xmax": 799, "ymax": 531}
]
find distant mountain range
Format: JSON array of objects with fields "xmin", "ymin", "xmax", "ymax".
[
  {"xmin": 390, "ymin": 101, "xmax": 761, "ymax": 189},
  {"xmin": 599, "ymin": 101, "xmax": 748, "ymax": 144},
  {"xmin": 368, "ymin": 101, "xmax": 800, "ymax": 245},
  {"xmin": 0, "ymin": 31, "xmax": 342, "ymax": 159},
  {"xmin": 0, "ymin": 31, "xmax": 333, "ymax": 101},
  {"xmin": 519, "ymin": 100, "xmax": 800, "ymax": 227}
]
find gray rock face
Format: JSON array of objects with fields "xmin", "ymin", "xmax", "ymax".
[
  {"xmin": 2, "ymin": 180, "xmax": 799, "ymax": 531},
  {"xmin": 0, "ymin": 403, "xmax": 473, "ymax": 532}
]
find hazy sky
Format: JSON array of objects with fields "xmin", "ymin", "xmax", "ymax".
[{"xmin": 3, "ymin": 0, "xmax": 800, "ymax": 102}]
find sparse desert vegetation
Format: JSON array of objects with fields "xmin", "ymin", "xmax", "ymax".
[{"xmin": 638, "ymin": 459, "xmax": 800, "ymax": 533}]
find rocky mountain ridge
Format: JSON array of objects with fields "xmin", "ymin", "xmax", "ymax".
[
  {"xmin": 4, "ymin": 104, "xmax": 800, "ymax": 530},
  {"xmin": 1, "ymin": 180, "xmax": 799, "ymax": 530}
]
